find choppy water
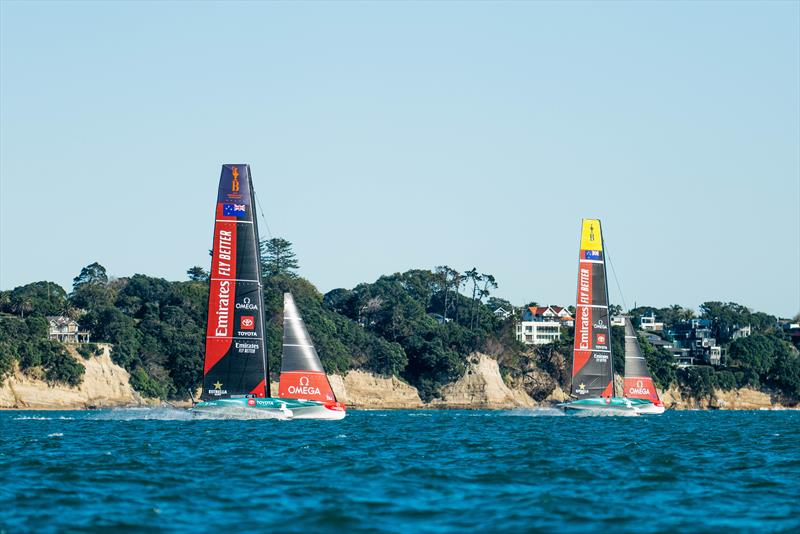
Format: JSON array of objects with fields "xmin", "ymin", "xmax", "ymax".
[{"xmin": 1, "ymin": 409, "xmax": 799, "ymax": 533}]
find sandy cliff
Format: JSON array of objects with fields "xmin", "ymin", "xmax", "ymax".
[
  {"xmin": 0, "ymin": 344, "xmax": 151, "ymax": 409},
  {"xmin": 429, "ymin": 353, "xmax": 536, "ymax": 409},
  {"xmin": 660, "ymin": 385, "xmax": 794, "ymax": 410}
]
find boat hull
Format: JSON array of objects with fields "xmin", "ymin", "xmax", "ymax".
[
  {"xmin": 191, "ymin": 397, "xmax": 346, "ymax": 420},
  {"xmin": 632, "ymin": 401, "xmax": 666, "ymax": 415},
  {"xmin": 560, "ymin": 397, "xmax": 640, "ymax": 415}
]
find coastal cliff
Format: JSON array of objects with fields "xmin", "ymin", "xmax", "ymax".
[{"xmin": 0, "ymin": 344, "xmax": 152, "ymax": 409}]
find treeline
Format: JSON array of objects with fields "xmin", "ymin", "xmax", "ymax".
[{"xmin": 1, "ymin": 239, "xmax": 798, "ymax": 403}]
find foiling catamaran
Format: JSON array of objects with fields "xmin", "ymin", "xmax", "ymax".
[
  {"xmin": 192, "ymin": 164, "xmax": 346, "ymax": 420},
  {"xmin": 559, "ymin": 219, "xmax": 664, "ymax": 415}
]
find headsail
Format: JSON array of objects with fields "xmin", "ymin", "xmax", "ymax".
[
  {"xmin": 571, "ymin": 219, "xmax": 614, "ymax": 398},
  {"xmin": 623, "ymin": 317, "xmax": 661, "ymax": 404},
  {"xmin": 201, "ymin": 164, "xmax": 269, "ymax": 401},
  {"xmin": 278, "ymin": 293, "xmax": 337, "ymax": 403}
]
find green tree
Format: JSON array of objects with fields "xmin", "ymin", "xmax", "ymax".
[
  {"xmin": 71, "ymin": 262, "xmax": 112, "ymax": 311},
  {"xmin": 186, "ymin": 266, "xmax": 209, "ymax": 282},
  {"xmin": 9, "ymin": 281, "xmax": 68, "ymax": 317},
  {"xmin": 261, "ymin": 237, "xmax": 299, "ymax": 278},
  {"xmin": 72, "ymin": 262, "xmax": 108, "ymax": 288}
]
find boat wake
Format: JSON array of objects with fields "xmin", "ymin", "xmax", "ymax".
[
  {"xmin": 503, "ymin": 407, "xmax": 565, "ymax": 417},
  {"xmin": 88, "ymin": 407, "xmax": 290, "ymax": 421}
]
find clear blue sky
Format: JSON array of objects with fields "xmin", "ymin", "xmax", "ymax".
[{"xmin": 1, "ymin": 1, "xmax": 798, "ymax": 317}]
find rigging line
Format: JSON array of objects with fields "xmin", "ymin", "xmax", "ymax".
[
  {"xmin": 252, "ymin": 188, "xmax": 273, "ymax": 239},
  {"xmin": 604, "ymin": 241, "xmax": 628, "ymax": 313}
]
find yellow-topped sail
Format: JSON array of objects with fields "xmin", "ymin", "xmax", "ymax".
[{"xmin": 580, "ymin": 219, "xmax": 603, "ymax": 251}]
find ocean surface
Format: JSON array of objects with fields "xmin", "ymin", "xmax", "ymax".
[{"xmin": 1, "ymin": 409, "xmax": 799, "ymax": 533}]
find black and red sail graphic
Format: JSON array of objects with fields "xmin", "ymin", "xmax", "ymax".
[
  {"xmin": 571, "ymin": 218, "xmax": 614, "ymax": 399},
  {"xmin": 278, "ymin": 293, "xmax": 337, "ymax": 403},
  {"xmin": 623, "ymin": 317, "xmax": 661, "ymax": 404},
  {"xmin": 201, "ymin": 164, "xmax": 268, "ymax": 400}
]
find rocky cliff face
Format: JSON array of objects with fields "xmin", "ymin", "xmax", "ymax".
[
  {"xmin": 660, "ymin": 385, "xmax": 794, "ymax": 410},
  {"xmin": 429, "ymin": 353, "xmax": 536, "ymax": 409},
  {"xmin": 0, "ymin": 344, "xmax": 151, "ymax": 409}
]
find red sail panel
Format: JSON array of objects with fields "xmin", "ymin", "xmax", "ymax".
[
  {"xmin": 623, "ymin": 377, "xmax": 660, "ymax": 403},
  {"xmin": 279, "ymin": 371, "xmax": 337, "ymax": 403}
]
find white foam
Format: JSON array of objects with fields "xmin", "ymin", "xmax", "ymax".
[
  {"xmin": 503, "ymin": 407, "xmax": 565, "ymax": 417},
  {"xmin": 88, "ymin": 407, "xmax": 291, "ymax": 421}
]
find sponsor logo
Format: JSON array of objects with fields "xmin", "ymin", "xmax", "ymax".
[
  {"xmin": 208, "ymin": 381, "xmax": 228, "ymax": 396},
  {"xmin": 247, "ymin": 398, "xmax": 256, "ymax": 406},
  {"xmin": 236, "ymin": 297, "xmax": 258, "ymax": 311},
  {"xmin": 287, "ymin": 375, "xmax": 322, "ymax": 397},
  {"xmin": 231, "ymin": 167, "xmax": 240, "ymax": 192},
  {"xmin": 578, "ymin": 268, "xmax": 590, "ymax": 305},
  {"xmin": 628, "ymin": 379, "xmax": 651, "ymax": 396},
  {"xmin": 223, "ymin": 203, "xmax": 246, "ymax": 217},
  {"xmin": 235, "ymin": 341, "xmax": 259, "ymax": 354},
  {"xmin": 584, "ymin": 250, "xmax": 601, "ymax": 260},
  {"xmin": 213, "ymin": 279, "xmax": 231, "ymax": 337},
  {"xmin": 215, "ymin": 228, "xmax": 233, "ymax": 277},
  {"xmin": 593, "ymin": 319, "xmax": 607, "ymax": 329},
  {"xmin": 240, "ymin": 316, "xmax": 255, "ymax": 330},
  {"xmin": 596, "ymin": 333, "xmax": 607, "ymax": 345},
  {"xmin": 593, "ymin": 353, "xmax": 608, "ymax": 363},
  {"xmin": 576, "ymin": 382, "xmax": 588, "ymax": 395},
  {"xmin": 589, "ymin": 223, "xmax": 595, "ymax": 242}
]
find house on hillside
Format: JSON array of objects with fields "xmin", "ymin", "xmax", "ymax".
[
  {"xmin": 667, "ymin": 318, "xmax": 721, "ymax": 366},
  {"xmin": 493, "ymin": 306, "xmax": 511, "ymax": 319},
  {"xmin": 516, "ymin": 305, "xmax": 573, "ymax": 345},
  {"xmin": 640, "ymin": 312, "xmax": 664, "ymax": 332},
  {"xmin": 47, "ymin": 316, "xmax": 90, "ymax": 344}
]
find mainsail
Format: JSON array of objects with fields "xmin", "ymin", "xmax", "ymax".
[
  {"xmin": 623, "ymin": 317, "xmax": 661, "ymax": 404},
  {"xmin": 278, "ymin": 293, "xmax": 337, "ymax": 403},
  {"xmin": 201, "ymin": 164, "xmax": 269, "ymax": 400},
  {"xmin": 571, "ymin": 218, "xmax": 614, "ymax": 399}
]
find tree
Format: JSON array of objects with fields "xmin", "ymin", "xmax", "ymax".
[
  {"xmin": 261, "ymin": 237, "xmax": 299, "ymax": 278},
  {"xmin": 9, "ymin": 282, "xmax": 68, "ymax": 317},
  {"xmin": 72, "ymin": 262, "xmax": 108, "ymax": 289},
  {"xmin": 464, "ymin": 268, "xmax": 481, "ymax": 329},
  {"xmin": 186, "ymin": 266, "xmax": 209, "ymax": 282}
]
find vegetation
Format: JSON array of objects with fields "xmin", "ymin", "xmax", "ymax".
[
  {"xmin": 0, "ymin": 316, "xmax": 85, "ymax": 386},
  {"xmin": 0, "ymin": 238, "xmax": 797, "ymax": 405}
]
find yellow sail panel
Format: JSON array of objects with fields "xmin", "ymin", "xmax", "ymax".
[{"xmin": 580, "ymin": 219, "xmax": 603, "ymax": 251}]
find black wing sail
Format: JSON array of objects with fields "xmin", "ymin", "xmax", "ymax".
[
  {"xmin": 571, "ymin": 218, "xmax": 614, "ymax": 398},
  {"xmin": 201, "ymin": 164, "xmax": 268, "ymax": 400}
]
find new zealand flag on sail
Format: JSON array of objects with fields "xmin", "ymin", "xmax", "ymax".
[
  {"xmin": 584, "ymin": 250, "xmax": 602, "ymax": 260},
  {"xmin": 223, "ymin": 203, "xmax": 246, "ymax": 217}
]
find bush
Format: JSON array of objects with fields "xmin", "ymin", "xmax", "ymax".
[{"xmin": 77, "ymin": 343, "xmax": 102, "ymax": 359}]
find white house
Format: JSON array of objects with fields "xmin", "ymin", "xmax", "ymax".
[
  {"xmin": 515, "ymin": 306, "xmax": 571, "ymax": 345},
  {"xmin": 640, "ymin": 312, "xmax": 664, "ymax": 332},
  {"xmin": 46, "ymin": 316, "xmax": 90, "ymax": 343}
]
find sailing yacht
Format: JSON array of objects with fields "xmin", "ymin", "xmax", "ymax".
[
  {"xmin": 192, "ymin": 164, "xmax": 346, "ymax": 420},
  {"xmin": 559, "ymin": 219, "xmax": 663, "ymax": 415}
]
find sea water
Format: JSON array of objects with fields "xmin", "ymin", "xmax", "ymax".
[{"xmin": 1, "ymin": 409, "xmax": 798, "ymax": 533}]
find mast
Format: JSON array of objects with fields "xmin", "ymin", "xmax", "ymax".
[
  {"xmin": 201, "ymin": 164, "xmax": 270, "ymax": 400},
  {"xmin": 571, "ymin": 219, "xmax": 614, "ymax": 399},
  {"xmin": 602, "ymin": 230, "xmax": 615, "ymax": 397},
  {"xmin": 251, "ymin": 184, "xmax": 270, "ymax": 398}
]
